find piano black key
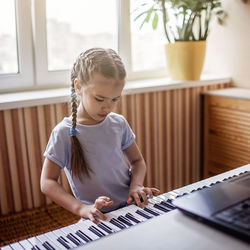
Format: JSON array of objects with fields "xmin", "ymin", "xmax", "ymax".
[
  {"xmin": 125, "ymin": 212, "xmax": 141, "ymax": 223},
  {"xmin": 88, "ymin": 225, "xmax": 105, "ymax": 238},
  {"xmin": 57, "ymin": 236, "xmax": 72, "ymax": 249},
  {"xmin": 110, "ymin": 218, "xmax": 126, "ymax": 229},
  {"xmin": 160, "ymin": 200, "xmax": 176, "ymax": 209},
  {"xmin": 100, "ymin": 221, "xmax": 115, "ymax": 231},
  {"xmin": 76, "ymin": 230, "xmax": 92, "ymax": 242},
  {"xmin": 97, "ymin": 222, "xmax": 114, "ymax": 234},
  {"xmin": 42, "ymin": 241, "xmax": 55, "ymax": 250},
  {"xmin": 118, "ymin": 215, "xmax": 133, "ymax": 226},
  {"xmin": 153, "ymin": 203, "xmax": 171, "ymax": 212},
  {"xmin": 32, "ymin": 246, "xmax": 41, "ymax": 250},
  {"xmin": 144, "ymin": 207, "xmax": 160, "ymax": 216},
  {"xmin": 136, "ymin": 209, "xmax": 153, "ymax": 219},
  {"xmin": 66, "ymin": 233, "xmax": 82, "ymax": 246}
]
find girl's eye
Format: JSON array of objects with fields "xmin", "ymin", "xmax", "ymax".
[
  {"xmin": 112, "ymin": 97, "xmax": 120, "ymax": 102},
  {"xmin": 95, "ymin": 97, "xmax": 104, "ymax": 102}
]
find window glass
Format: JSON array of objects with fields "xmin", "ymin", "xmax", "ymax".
[
  {"xmin": 130, "ymin": 0, "xmax": 166, "ymax": 72},
  {"xmin": 0, "ymin": 0, "xmax": 18, "ymax": 74},
  {"xmin": 46, "ymin": 0, "xmax": 118, "ymax": 71}
]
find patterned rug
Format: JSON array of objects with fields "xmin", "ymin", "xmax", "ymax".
[{"xmin": 0, "ymin": 203, "xmax": 80, "ymax": 247}]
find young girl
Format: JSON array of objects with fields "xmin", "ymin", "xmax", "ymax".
[{"xmin": 40, "ymin": 48, "xmax": 160, "ymax": 223}]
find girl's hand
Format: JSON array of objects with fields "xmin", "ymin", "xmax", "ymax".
[
  {"xmin": 127, "ymin": 185, "xmax": 160, "ymax": 207},
  {"xmin": 79, "ymin": 196, "xmax": 113, "ymax": 223}
]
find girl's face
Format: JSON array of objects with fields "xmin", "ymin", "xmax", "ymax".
[{"xmin": 75, "ymin": 72, "xmax": 125, "ymax": 125}]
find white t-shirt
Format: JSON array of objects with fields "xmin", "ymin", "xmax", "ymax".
[{"xmin": 44, "ymin": 112, "xmax": 135, "ymax": 212}]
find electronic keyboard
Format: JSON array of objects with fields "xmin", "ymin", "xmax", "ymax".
[{"xmin": 2, "ymin": 164, "xmax": 250, "ymax": 250}]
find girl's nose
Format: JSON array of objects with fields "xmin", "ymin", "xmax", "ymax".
[{"xmin": 102, "ymin": 101, "xmax": 113, "ymax": 111}]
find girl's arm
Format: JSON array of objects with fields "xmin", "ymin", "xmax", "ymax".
[
  {"xmin": 40, "ymin": 158, "xmax": 112, "ymax": 223},
  {"xmin": 123, "ymin": 141, "xmax": 160, "ymax": 207}
]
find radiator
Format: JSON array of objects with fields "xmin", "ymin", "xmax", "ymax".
[{"xmin": 0, "ymin": 82, "xmax": 230, "ymax": 215}]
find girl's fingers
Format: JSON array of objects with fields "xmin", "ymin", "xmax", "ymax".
[
  {"xmin": 139, "ymin": 190, "xmax": 148, "ymax": 205},
  {"xmin": 127, "ymin": 196, "xmax": 134, "ymax": 204},
  {"xmin": 89, "ymin": 209, "xmax": 106, "ymax": 223},
  {"xmin": 98, "ymin": 196, "xmax": 111, "ymax": 202},
  {"xmin": 129, "ymin": 186, "xmax": 161, "ymax": 208},
  {"xmin": 133, "ymin": 193, "xmax": 142, "ymax": 208},
  {"xmin": 151, "ymin": 187, "xmax": 160, "ymax": 195},
  {"xmin": 143, "ymin": 187, "xmax": 153, "ymax": 198},
  {"xmin": 94, "ymin": 209, "xmax": 106, "ymax": 220},
  {"xmin": 89, "ymin": 213, "xmax": 98, "ymax": 224},
  {"xmin": 95, "ymin": 198, "xmax": 113, "ymax": 209}
]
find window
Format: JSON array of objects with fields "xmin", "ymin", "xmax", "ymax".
[
  {"xmin": 46, "ymin": 0, "xmax": 118, "ymax": 71},
  {"xmin": 0, "ymin": 0, "xmax": 18, "ymax": 74},
  {"xmin": 130, "ymin": 0, "xmax": 166, "ymax": 72},
  {"xmin": 0, "ymin": 0, "xmax": 167, "ymax": 93},
  {"xmin": 0, "ymin": 0, "xmax": 33, "ymax": 91}
]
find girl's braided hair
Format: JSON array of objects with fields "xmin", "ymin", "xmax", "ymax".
[{"xmin": 70, "ymin": 48, "xmax": 126, "ymax": 180}]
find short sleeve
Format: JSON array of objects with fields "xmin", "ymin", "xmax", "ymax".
[
  {"xmin": 44, "ymin": 127, "xmax": 69, "ymax": 169},
  {"xmin": 121, "ymin": 117, "xmax": 135, "ymax": 150}
]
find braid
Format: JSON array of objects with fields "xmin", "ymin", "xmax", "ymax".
[
  {"xmin": 70, "ymin": 48, "xmax": 126, "ymax": 180},
  {"xmin": 70, "ymin": 62, "xmax": 92, "ymax": 180}
]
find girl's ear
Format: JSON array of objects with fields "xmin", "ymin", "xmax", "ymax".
[{"xmin": 74, "ymin": 79, "xmax": 82, "ymax": 95}]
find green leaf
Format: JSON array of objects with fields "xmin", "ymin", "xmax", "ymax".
[
  {"xmin": 132, "ymin": 0, "xmax": 227, "ymax": 41},
  {"xmin": 145, "ymin": 7, "xmax": 154, "ymax": 23},
  {"xmin": 134, "ymin": 10, "xmax": 151, "ymax": 22},
  {"xmin": 152, "ymin": 13, "xmax": 159, "ymax": 30}
]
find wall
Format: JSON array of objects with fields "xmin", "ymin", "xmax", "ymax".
[{"xmin": 204, "ymin": 0, "xmax": 250, "ymax": 88}]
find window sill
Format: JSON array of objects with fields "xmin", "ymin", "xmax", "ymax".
[{"xmin": 0, "ymin": 75, "xmax": 231, "ymax": 111}]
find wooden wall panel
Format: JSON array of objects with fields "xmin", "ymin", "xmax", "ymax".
[
  {"xmin": 203, "ymin": 90, "xmax": 250, "ymax": 177},
  {"xmin": 0, "ymin": 83, "xmax": 230, "ymax": 215}
]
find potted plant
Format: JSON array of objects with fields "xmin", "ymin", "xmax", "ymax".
[{"xmin": 133, "ymin": 0, "xmax": 226, "ymax": 80}]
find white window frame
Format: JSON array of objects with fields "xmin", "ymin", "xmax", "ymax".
[
  {"xmin": 32, "ymin": 0, "xmax": 69, "ymax": 87},
  {"xmin": 0, "ymin": 0, "xmax": 168, "ymax": 93}
]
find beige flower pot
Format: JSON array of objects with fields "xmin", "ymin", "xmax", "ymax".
[{"xmin": 165, "ymin": 41, "xmax": 206, "ymax": 81}]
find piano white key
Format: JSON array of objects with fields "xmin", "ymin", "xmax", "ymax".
[
  {"xmin": 151, "ymin": 196, "xmax": 164, "ymax": 203},
  {"xmin": 52, "ymin": 228, "xmax": 78, "ymax": 248},
  {"xmin": 27, "ymin": 236, "xmax": 47, "ymax": 250},
  {"xmin": 1, "ymin": 246, "xmax": 13, "ymax": 250},
  {"xmin": 159, "ymin": 193, "xmax": 175, "ymax": 201},
  {"xmin": 18, "ymin": 239, "xmax": 33, "ymax": 249},
  {"xmin": 9, "ymin": 242, "xmax": 24, "ymax": 250}
]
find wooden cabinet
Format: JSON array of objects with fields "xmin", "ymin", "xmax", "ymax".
[{"xmin": 203, "ymin": 88, "xmax": 250, "ymax": 178}]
